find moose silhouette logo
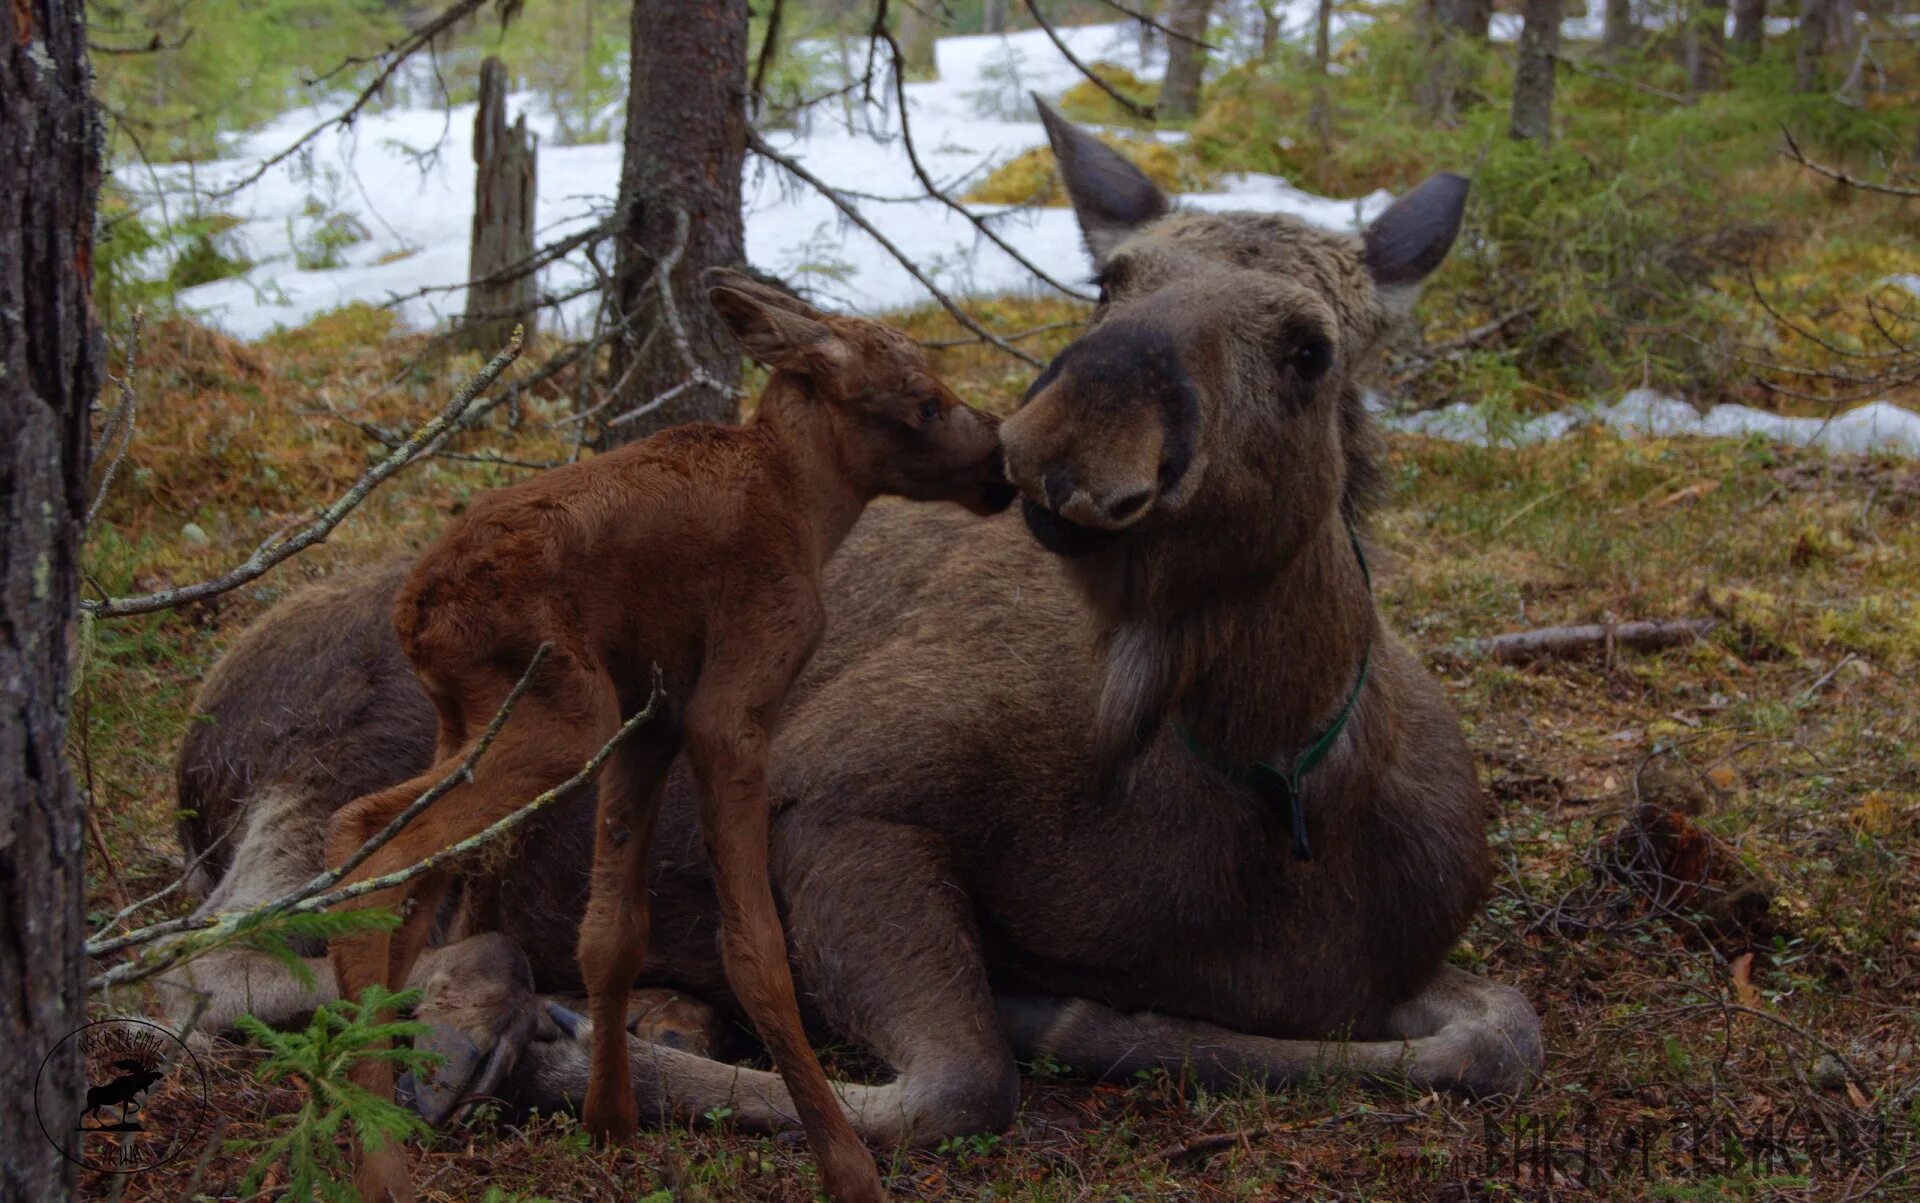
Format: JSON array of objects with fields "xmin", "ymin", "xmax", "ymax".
[{"xmin": 34, "ymin": 1018, "xmax": 208, "ymax": 1175}]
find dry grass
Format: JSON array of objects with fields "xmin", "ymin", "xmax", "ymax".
[{"xmin": 76, "ymin": 299, "xmax": 1919, "ymax": 1201}]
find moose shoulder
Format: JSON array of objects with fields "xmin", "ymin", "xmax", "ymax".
[{"xmin": 161, "ymin": 105, "xmax": 1542, "ymax": 1147}]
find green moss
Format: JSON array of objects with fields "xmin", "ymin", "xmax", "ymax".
[
  {"xmin": 1055, "ymin": 61, "xmax": 1160, "ymax": 128},
  {"xmin": 967, "ymin": 135, "xmax": 1210, "ymax": 207}
]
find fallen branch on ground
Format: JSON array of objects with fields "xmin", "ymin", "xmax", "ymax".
[
  {"xmin": 79, "ymin": 327, "xmax": 524, "ymax": 619},
  {"xmin": 1459, "ymin": 619, "xmax": 1720, "ymax": 663},
  {"xmin": 1781, "ymin": 127, "xmax": 1920, "ymax": 199}
]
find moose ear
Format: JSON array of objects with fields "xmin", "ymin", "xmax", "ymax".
[
  {"xmin": 709, "ymin": 282, "xmax": 849, "ymax": 378},
  {"xmin": 1035, "ymin": 95, "xmax": 1171, "ymax": 266},
  {"xmin": 1361, "ymin": 173, "xmax": 1469, "ymax": 309}
]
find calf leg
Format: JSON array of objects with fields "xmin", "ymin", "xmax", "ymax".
[
  {"xmin": 684, "ymin": 703, "xmax": 885, "ymax": 1203},
  {"xmin": 995, "ymin": 964, "xmax": 1542, "ymax": 1099},
  {"xmin": 578, "ymin": 733, "xmax": 677, "ymax": 1144}
]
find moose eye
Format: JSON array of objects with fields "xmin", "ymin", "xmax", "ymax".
[
  {"xmin": 1289, "ymin": 336, "xmax": 1332, "ymax": 381},
  {"xmin": 916, "ymin": 397, "xmax": 942, "ymax": 424}
]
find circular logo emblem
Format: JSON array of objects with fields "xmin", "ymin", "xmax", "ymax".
[{"xmin": 34, "ymin": 1018, "xmax": 209, "ymax": 1175}]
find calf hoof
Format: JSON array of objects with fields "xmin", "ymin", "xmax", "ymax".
[
  {"xmin": 582, "ymin": 1085, "xmax": 640, "ymax": 1147},
  {"xmin": 818, "ymin": 1143, "xmax": 888, "ymax": 1203}
]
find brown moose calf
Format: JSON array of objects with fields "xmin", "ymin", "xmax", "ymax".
[{"xmin": 323, "ymin": 273, "xmax": 1013, "ymax": 1203}]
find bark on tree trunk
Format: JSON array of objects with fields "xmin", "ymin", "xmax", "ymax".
[
  {"xmin": 1602, "ymin": 0, "xmax": 1638, "ymax": 55},
  {"xmin": 1686, "ymin": 0, "xmax": 1729, "ymax": 91},
  {"xmin": 1510, "ymin": 0, "xmax": 1562, "ymax": 143},
  {"xmin": 982, "ymin": 0, "xmax": 1010, "ymax": 34},
  {"xmin": 1731, "ymin": 0, "xmax": 1765, "ymax": 56},
  {"xmin": 603, "ymin": 0, "xmax": 747, "ymax": 445},
  {"xmin": 2, "ymin": 0, "xmax": 102, "ymax": 1197},
  {"xmin": 1160, "ymin": 0, "xmax": 1216, "ymax": 120},
  {"xmin": 464, "ymin": 57, "xmax": 539, "ymax": 353},
  {"xmin": 1260, "ymin": 2, "xmax": 1281, "ymax": 59}
]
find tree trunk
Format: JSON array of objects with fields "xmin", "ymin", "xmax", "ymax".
[
  {"xmin": 1259, "ymin": 1, "xmax": 1281, "ymax": 59},
  {"xmin": 2, "ymin": 0, "xmax": 102, "ymax": 1197},
  {"xmin": 1602, "ymin": 0, "xmax": 1638, "ymax": 55},
  {"xmin": 1795, "ymin": 0, "xmax": 1831, "ymax": 90},
  {"xmin": 982, "ymin": 0, "xmax": 1009, "ymax": 35},
  {"xmin": 1731, "ymin": 0, "xmax": 1765, "ymax": 56},
  {"xmin": 464, "ymin": 57, "xmax": 540, "ymax": 353},
  {"xmin": 1160, "ymin": 0, "xmax": 1215, "ymax": 120},
  {"xmin": 897, "ymin": 1, "xmax": 938, "ymax": 78},
  {"xmin": 603, "ymin": 0, "xmax": 747, "ymax": 445},
  {"xmin": 1433, "ymin": 0, "xmax": 1493, "ymax": 37},
  {"xmin": 1510, "ymin": 0, "xmax": 1562, "ymax": 143},
  {"xmin": 1686, "ymin": 0, "xmax": 1728, "ymax": 91}
]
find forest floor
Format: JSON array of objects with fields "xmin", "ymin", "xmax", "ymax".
[{"xmin": 75, "ymin": 296, "xmax": 1920, "ymax": 1201}]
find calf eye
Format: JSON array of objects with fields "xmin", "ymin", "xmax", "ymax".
[{"xmin": 917, "ymin": 397, "xmax": 942, "ymax": 424}]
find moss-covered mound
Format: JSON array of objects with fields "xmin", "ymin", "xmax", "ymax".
[
  {"xmin": 965, "ymin": 134, "xmax": 1209, "ymax": 207},
  {"xmin": 1054, "ymin": 60, "xmax": 1160, "ymax": 128}
]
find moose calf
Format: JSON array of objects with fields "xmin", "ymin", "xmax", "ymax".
[{"xmin": 324, "ymin": 272, "xmax": 1013, "ymax": 1203}]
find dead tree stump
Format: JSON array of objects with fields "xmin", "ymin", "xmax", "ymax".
[{"xmin": 464, "ymin": 56, "xmax": 538, "ymax": 352}]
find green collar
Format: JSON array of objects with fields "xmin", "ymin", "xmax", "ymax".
[{"xmin": 1171, "ymin": 529, "xmax": 1373, "ymax": 862}]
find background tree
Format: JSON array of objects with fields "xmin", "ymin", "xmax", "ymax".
[
  {"xmin": 1160, "ymin": 0, "xmax": 1215, "ymax": 119},
  {"xmin": 603, "ymin": 0, "xmax": 748, "ymax": 444},
  {"xmin": 2, "ymin": 0, "xmax": 103, "ymax": 1196},
  {"xmin": 1732, "ymin": 0, "xmax": 1766, "ymax": 57},
  {"xmin": 1510, "ymin": 0, "xmax": 1561, "ymax": 141},
  {"xmin": 1602, "ymin": 0, "xmax": 1638, "ymax": 56},
  {"xmin": 1687, "ymin": 0, "xmax": 1729, "ymax": 92},
  {"xmin": 898, "ymin": 1, "xmax": 939, "ymax": 76}
]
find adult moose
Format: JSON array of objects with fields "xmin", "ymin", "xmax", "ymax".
[{"xmin": 158, "ymin": 103, "xmax": 1542, "ymax": 1176}]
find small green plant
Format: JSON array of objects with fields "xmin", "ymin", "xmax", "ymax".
[{"xmin": 231, "ymin": 985, "xmax": 442, "ymax": 1202}]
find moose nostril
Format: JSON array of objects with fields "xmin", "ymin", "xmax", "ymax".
[
  {"xmin": 1042, "ymin": 469, "xmax": 1075, "ymax": 512},
  {"xmin": 1105, "ymin": 488, "xmax": 1153, "ymax": 524}
]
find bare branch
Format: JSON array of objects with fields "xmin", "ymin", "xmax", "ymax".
[
  {"xmin": 748, "ymin": 129, "xmax": 1043, "ymax": 367},
  {"xmin": 750, "ymin": 0, "xmax": 786, "ymax": 118},
  {"xmin": 1456, "ymin": 619, "xmax": 1720, "ymax": 663},
  {"xmin": 1024, "ymin": 0, "xmax": 1158, "ymax": 121},
  {"xmin": 79, "ymin": 327, "xmax": 525, "ymax": 619},
  {"xmin": 879, "ymin": 24, "xmax": 1096, "ymax": 301},
  {"xmin": 210, "ymin": 0, "xmax": 494, "ymax": 200},
  {"xmin": 1781, "ymin": 126, "xmax": 1920, "ymax": 199},
  {"xmin": 86, "ymin": 311, "xmax": 142, "ymax": 530},
  {"xmin": 89, "ymin": 666, "xmax": 665, "ymax": 994},
  {"xmin": 1092, "ymin": 0, "xmax": 1217, "ymax": 48}
]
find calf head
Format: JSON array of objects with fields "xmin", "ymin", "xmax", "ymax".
[{"xmin": 707, "ymin": 271, "xmax": 1015, "ymax": 515}]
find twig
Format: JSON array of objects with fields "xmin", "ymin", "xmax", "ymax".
[
  {"xmin": 1458, "ymin": 618, "xmax": 1719, "ymax": 663},
  {"xmin": 750, "ymin": 0, "xmax": 785, "ymax": 118},
  {"xmin": 86, "ymin": 312, "xmax": 142, "ymax": 529},
  {"xmin": 1780, "ymin": 126, "xmax": 1920, "ymax": 198},
  {"xmin": 85, "ymin": 641, "xmax": 552, "ymax": 963},
  {"xmin": 88, "ymin": 666, "xmax": 664, "ymax": 993},
  {"xmin": 1093, "ymin": 0, "xmax": 1217, "ymax": 48},
  {"xmin": 1551, "ymin": 52, "xmax": 1690, "ymax": 104},
  {"xmin": 748, "ymin": 130, "xmax": 1043, "ymax": 367},
  {"xmin": 1024, "ymin": 0, "xmax": 1158, "ymax": 121},
  {"xmin": 210, "ymin": 0, "xmax": 494, "ymax": 199},
  {"xmin": 880, "ymin": 25, "xmax": 1096, "ymax": 302},
  {"xmin": 378, "ymin": 219, "xmax": 614, "ymax": 311},
  {"xmin": 80, "ymin": 328, "xmax": 524, "ymax": 619},
  {"xmin": 917, "ymin": 318, "xmax": 1085, "ymax": 349}
]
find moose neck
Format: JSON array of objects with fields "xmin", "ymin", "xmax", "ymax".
[
  {"xmin": 1093, "ymin": 510, "xmax": 1376, "ymax": 771},
  {"xmin": 753, "ymin": 373, "xmax": 873, "ymax": 567}
]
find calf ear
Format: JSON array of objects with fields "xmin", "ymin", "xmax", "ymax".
[
  {"xmin": 709, "ymin": 282, "xmax": 849, "ymax": 379},
  {"xmin": 1035, "ymin": 95, "xmax": 1170, "ymax": 266},
  {"xmin": 1362, "ymin": 173, "xmax": 1469, "ymax": 308}
]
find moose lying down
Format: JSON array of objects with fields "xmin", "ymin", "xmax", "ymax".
[{"xmin": 159, "ymin": 103, "xmax": 1543, "ymax": 1191}]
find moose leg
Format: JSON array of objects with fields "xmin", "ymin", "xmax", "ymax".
[
  {"xmin": 776, "ymin": 816, "xmax": 1022, "ymax": 1146},
  {"xmin": 995, "ymin": 964, "xmax": 1542, "ymax": 1099},
  {"xmin": 579, "ymin": 733, "xmax": 677, "ymax": 1145},
  {"xmin": 683, "ymin": 691, "xmax": 885, "ymax": 1203}
]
